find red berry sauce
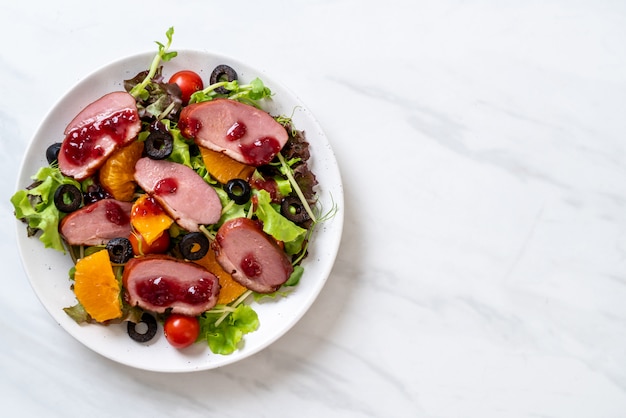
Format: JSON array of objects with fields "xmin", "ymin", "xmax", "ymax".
[
  {"xmin": 178, "ymin": 116, "xmax": 201, "ymax": 139},
  {"xmin": 63, "ymin": 109, "xmax": 137, "ymax": 166},
  {"xmin": 226, "ymin": 121, "xmax": 246, "ymax": 141},
  {"xmin": 239, "ymin": 137, "xmax": 281, "ymax": 166},
  {"xmin": 132, "ymin": 195, "xmax": 166, "ymax": 218},
  {"xmin": 240, "ymin": 253, "xmax": 262, "ymax": 277},
  {"xmin": 136, "ymin": 276, "xmax": 214, "ymax": 307},
  {"xmin": 154, "ymin": 178, "xmax": 178, "ymax": 195},
  {"xmin": 105, "ymin": 200, "xmax": 130, "ymax": 226}
]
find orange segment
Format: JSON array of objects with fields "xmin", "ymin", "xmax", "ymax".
[
  {"xmin": 99, "ymin": 140, "xmax": 144, "ymax": 201},
  {"xmin": 131, "ymin": 194, "xmax": 174, "ymax": 245},
  {"xmin": 199, "ymin": 146, "xmax": 255, "ymax": 184},
  {"xmin": 194, "ymin": 249, "xmax": 247, "ymax": 305},
  {"xmin": 73, "ymin": 249, "xmax": 122, "ymax": 322}
]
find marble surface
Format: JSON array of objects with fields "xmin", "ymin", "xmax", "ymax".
[{"xmin": 1, "ymin": 0, "xmax": 625, "ymax": 416}]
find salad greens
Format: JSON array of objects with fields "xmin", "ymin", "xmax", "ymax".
[
  {"xmin": 11, "ymin": 165, "xmax": 81, "ymax": 253},
  {"xmin": 198, "ymin": 290, "xmax": 259, "ymax": 355},
  {"xmin": 124, "ymin": 27, "xmax": 182, "ymax": 121},
  {"xmin": 129, "ymin": 26, "xmax": 177, "ymax": 101},
  {"xmin": 254, "ymin": 189, "xmax": 307, "ymax": 255},
  {"xmin": 189, "ymin": 77, "xmax": 272, "ymax": 107}
]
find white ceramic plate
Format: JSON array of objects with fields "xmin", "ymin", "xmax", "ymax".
[{"xmin": 15, "ymin": 50, "xmax": 343, "ymax": 372}]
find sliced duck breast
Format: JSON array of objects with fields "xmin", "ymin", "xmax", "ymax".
[
  {"xmin": 58, "ymin": 91, "xmax": 141, "ymax": 181},
  {"xmin": 213, "ymin": 217, "xmax": 293, "ymax": 293},
  {"xmin": 134, "ymin": 157, "xmax": 222, "ymax": 232},
  {"xmin": 123, "ymin": 254, "xmax": 220, "ymax": 316},
  {"xmin": 59, "ymin": 198, "xmax": 132, "ymax": 246},
  {"xmin": 178, "ymin": 99, "xmax": 289, "ymax": 167}
]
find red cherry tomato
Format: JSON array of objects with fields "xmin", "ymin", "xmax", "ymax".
[
  {"xmin": 164, "ymin": 314, "xmax": 200, "ymax": 349},
  {"xmin": 129, "ymin": 231, "xmax": 170, "ymax": 255},
  {"xmin": 168, "ymin": 70, "xmax": 203, "ymax": 104}
]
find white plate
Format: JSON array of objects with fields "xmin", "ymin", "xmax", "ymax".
[{"xmin": 15, "ymin": 50, "xmax": 343, "ymax": 372}]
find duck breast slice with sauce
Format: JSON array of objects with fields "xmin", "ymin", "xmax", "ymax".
[
  {"xmin": 178, "ymin": 99, "xmax": 289, "ymax": 167},
  {"xmin": 123, "ymin": 254, "xmax": 220, "ymax": 316},
  {"xmin": 59, "ymin": 198, "xmax": 132, "ymax": 246},
  {"xmin": 134, "ymin": 157, "xmax": 222, "ymax": 232},
  {"xmin": 58, "ymin": 92, "xmax": 141, "ymax": 181},
  {"xmin": 213, "ymin": 217, "xmax": 294, "ymax": 294}
]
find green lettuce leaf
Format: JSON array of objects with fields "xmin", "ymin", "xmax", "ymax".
[
  {"xmin": 284, "ymin": 265, "xmax": 304, "ymax": 286},
  {"xmin": 11, "ymin": 166, "xmax": 80, "ymax": 253},
  {"xmin": 215, "ymin": 187, "xmax": 247, "ymax": 226},
  {"xmin": 254, "ymin": 189, "xmax": 306, "ymax": 255},
  {"xmin": 63, "ymin": 303, "xmax": 89, "ymax": 323},
  {"xmin": 189, "ymin": 77, "xmax": 272, "ymax": 107},
  {"xmin": 198, "ymin": 304, "xmax": 259, "ymax": 355},
  {"xmin": 156, "ymin": 120, "xmax": 192, "ymax": 168}
]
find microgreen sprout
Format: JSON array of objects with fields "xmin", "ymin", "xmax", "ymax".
[
  {"xmin": 277, "ymin": 152, "xmax": 317, "ymax": 223},
  {"xmin": 129, "ymin": 27, "xmax": 177, "ymax": 100},
  {"xmin": 211, "ymin": 290, "xmax": 253, "ymax": 327}
]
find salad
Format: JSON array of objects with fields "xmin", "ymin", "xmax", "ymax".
[{"xmin": 11, "ymin": 27, "xmax": 333, "ymax": 354}]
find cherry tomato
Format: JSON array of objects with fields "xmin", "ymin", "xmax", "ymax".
[
  {"xmin": 168, "ymin": 70, "xmax": 203, "ymax": 104},
  {"xmin": 164, "ymin": 314, "xmax": 200, "ymax": 349},
  {"xmin": 129, "ymin": 231, "xmax": 170, "ymax": 255}
]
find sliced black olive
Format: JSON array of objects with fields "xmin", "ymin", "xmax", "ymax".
[
  {"xmin": 53, "ymin": 184, "xmax": 82, "ymax": 213},
  {"xmin": 225, "ymin": 179, "xmax": 251, "ymax": 205},
  {"xmin": 210, "ymin": 64, "xmax": 238, "ymax": 94},
  {"xmin": 179, "ymin": 232, "xmax": 210, "ymax": 261},
  {"xmin": 280, "ymin": 196, "xmax": 310, "ymax": 223},
  {"xmin": 83, "ymin": 183, "xmax": 112, "ymax": 205},
  {"xmin": 127, "ymin": 313, "xmax": 158, "ymax": 343},
  {"xmin": 145, "ymin": 131, "xmax": 173, "ymax": 160},
  {"xmin": 46, "ymin": 142, "xmax": 62, "ymax": 164},
  {"xmin": 105, "ymin": 237, "xmax": 134, "ymax": 264}
]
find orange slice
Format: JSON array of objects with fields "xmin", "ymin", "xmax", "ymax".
[
  {"xmin": 199, "ymin": 146, "xmax": 255, "ymax": 184},
  {"xmin": 99, "ymin": 140, "xmax": 144, "ymax": 201},
  {"xmin": 194, "ymin": 249, "xmax": 247, "ymax": 305},
  {"xmin": 130, "ymin": 194, "xmax": 173, "ymax": 245},
  {"xmin": 73, "ymin": 249, "xmax": 122, "ymax": 322}
]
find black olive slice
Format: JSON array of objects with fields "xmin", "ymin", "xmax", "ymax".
[
  {"xmin": 225, "ymin": 179, "xmax": 251, "ymax": 205},
  {"xmin": 127, "ymin": 313, "xmax": 158, "ymax": 343},
  {"xmin": 145, "ymin": 131, "xmax": 173, "ymax": 160},
  {"xmin": 280, "ymin": 196, "xmax": 310, "ymax": 223},
  {"xmin": 105, "ymin": 237, "xmax": 134, "ymax": 264},
  {"xmin": 210, "ymin": 64, "xmax": 238, "ymax": 94},
  {"xmin": 83, "ymin": 183, "xmax": 112, "ymax": 205},
  {"xmin": 179, "ymin": 232, "xmax": 210, "ymax": 261},
  {"xmin": 53, "ymin": 184, "xmax": 82, "ymax": 213},
  {"xmin": 46, "ymin": 142, "xmax": 62, "ymax": 164}
]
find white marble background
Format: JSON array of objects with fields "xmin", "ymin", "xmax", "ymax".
[{"xmin": 1, "ymin": 0, "xmax": 625, "ymax": 417}]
